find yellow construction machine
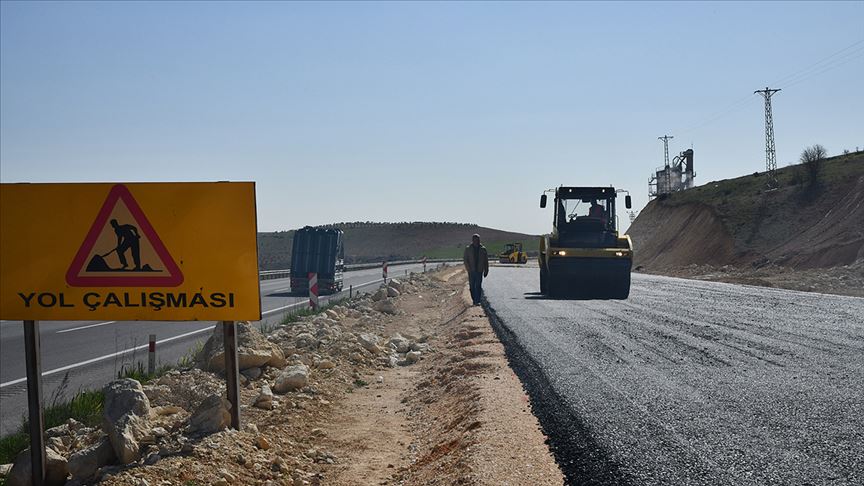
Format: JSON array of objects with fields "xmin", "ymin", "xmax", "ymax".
[
  {"xmin": 538, "ymin": 186, "xmax": 633, "ymax": 298},
  {"xmin": 499, "ymin": 242, "xmax": 529, "ymax": 264}
]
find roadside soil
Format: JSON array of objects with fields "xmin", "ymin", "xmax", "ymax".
[
  {"xmin": 627, "ymin": 157, "xmax": 864, "ymax": 298},
  {"xmin": 643, "ymin": 260, "xmax": 864, "ymax": 298},
  {"xmin": 96, "ymin": 267, "xmax": 562, "ymax": 486},
  {"xmin": 318, "ymin": 269, "xmax": 563, "ymax": 486}
]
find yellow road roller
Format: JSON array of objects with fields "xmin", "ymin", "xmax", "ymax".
[
  {"xmin": 499, "ymin": 242, "xmax": 529, "ymax": 264},
  {"xmin": 538, "ymin": 186, "xmax": 633, "ymax": 299}
]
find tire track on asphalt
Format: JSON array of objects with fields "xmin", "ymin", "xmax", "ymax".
[
  {"xmin": 480, "ymin": 297, "xmax": 633, "ymax": 486},
  {"xmin": 482, "ymin": 298, "xmax": 740, "ymax": 486}
]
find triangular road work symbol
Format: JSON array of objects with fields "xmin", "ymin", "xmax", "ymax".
[{"xmin": 66, "ymin": 184, "xmax": 184, "ymax": 287}]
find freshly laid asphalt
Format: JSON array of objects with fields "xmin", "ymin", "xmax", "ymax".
[
  {"xmin": 0, "ymin": 262, "xmax": 432, "ymax": 436},
  {"xmin": 483, "ymin": 266, "xmax": 864, "ymax": 486}
]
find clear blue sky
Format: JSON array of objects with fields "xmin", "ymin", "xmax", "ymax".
[{"xmin": 2, "ymin": 1, "xmax": 862, "ymax": 234}]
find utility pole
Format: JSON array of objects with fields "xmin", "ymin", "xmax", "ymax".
[{"xmin": 754, "ymin": 87, "xmax": 781, "ymax": 188}]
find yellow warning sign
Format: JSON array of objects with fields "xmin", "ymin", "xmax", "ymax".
[{"xmin": 0, "ymin": 182, "xmax": 261, "ymax": 321}]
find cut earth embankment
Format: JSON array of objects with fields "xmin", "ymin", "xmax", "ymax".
[{"xmin": 627, "ymin": 152, "xmax": 864, "ymax": 296}]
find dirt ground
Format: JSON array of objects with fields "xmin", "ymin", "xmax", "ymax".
[
  {"xmin": 646, "ymin": 259, "xmax": 864, "ymax": 298},
  {"xmin": 320, "ymin": 269, "xmax": 563, "ymax": 486},
  {"xmin": 627, "ymin": 160, "xmax": 864, "ymax": 298},
  {"xmin": 97, "ymin": 267, "xmax": 562, "ymax": 486}
]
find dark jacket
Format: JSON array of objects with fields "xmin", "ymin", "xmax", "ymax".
[{"xmin": 463, "ymin": 244, "xmax": 489, "ymax": 276}]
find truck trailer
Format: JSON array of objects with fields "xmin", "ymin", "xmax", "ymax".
[{"xmin": 290, "ymin": 226, "xmax": 345, "ymax": 295}]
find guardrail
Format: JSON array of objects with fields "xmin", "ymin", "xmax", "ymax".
[
  {"xmin": 258, "ymin": 258, "xmax": 459, "ymax": 280},
  {"xmin": 259, "ymin": 269, "xmax": 292, "ymax": 280}
]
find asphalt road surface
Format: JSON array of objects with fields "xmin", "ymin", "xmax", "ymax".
[
  {"xmin": 483, "ymin": 267, "xmax": 863, "ymax": 486},
  {"xmin": 0, "ymin": 262, "xmax": 435, "ymax": 436}
]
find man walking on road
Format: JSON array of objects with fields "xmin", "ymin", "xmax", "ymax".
[{"xmin": 463, "ymin": 233, "xmax": 489, "ymax": 305}]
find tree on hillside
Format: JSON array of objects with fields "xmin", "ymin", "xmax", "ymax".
[{"xmin": 799, "ymin": 144, "xmax": 827, "ymax": 188}]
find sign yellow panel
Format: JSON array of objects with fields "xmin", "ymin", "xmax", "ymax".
[{"xmin": 0, "ymin": 182, "xmax": 261, "ymax": 321}]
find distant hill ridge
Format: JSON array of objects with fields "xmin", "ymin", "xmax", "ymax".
[{"xmin": 258, "ymin": 222, "xmax": 537, "ymax": 270}]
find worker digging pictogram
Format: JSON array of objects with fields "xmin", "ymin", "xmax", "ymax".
[
  {"xmin": 65, "ymin": 184, "xmax": 184, "ymax": 287},
  {"xmin": 86, "ymin": 219, "xmax": 149, "ymax": 273}
]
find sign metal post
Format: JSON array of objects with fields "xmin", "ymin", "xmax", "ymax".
[
  {"xmin": 24, "ymin": 320, "xmax": 46, "ymax": 486},
  {"xmin": 222, "ymin": 321, "xmax": 241, "ymax": 430}
]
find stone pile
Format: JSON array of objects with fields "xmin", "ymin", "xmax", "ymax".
[{"xmin": 1, "ymin": 272, "xmax": 435, "ymax": 485}]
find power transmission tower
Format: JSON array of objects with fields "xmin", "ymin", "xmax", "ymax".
[
  {"xmin": 658, "ymin": 135, "xmax": 674, "ymax": 167},
  {"xmin": 754, "ymin": 87, "xmax": 781, "ymax": 188},
  {"xmin": 657, "ymin": 135, "xmax": 674, "ymax": 194}
]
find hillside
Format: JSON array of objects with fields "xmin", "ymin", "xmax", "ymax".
[
  {"xmin": 258, "ymin": 222, "xmax": 538, "ymax": 269},
  {"xmin": 627, "ymin": 151, "xmax": 864, "ymax": 296}
]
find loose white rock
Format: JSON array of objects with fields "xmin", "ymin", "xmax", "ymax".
[
  {"xmin": 254, "ymin": 385, "xmax": 274, "ymax": 410},
  {"xmin": 357, "ymin": 333, "xmax": 382, "ymax": 354},
  {"xmin": 273, "ymin": 364, "xmax": 310, "ymax": 393}
]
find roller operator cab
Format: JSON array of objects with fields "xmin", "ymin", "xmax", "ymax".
[
  {"xmin": 538, "ymin": 186, "xmax": 633, "ymax": 299},
  {"xmin": 290, "ymin": 226, "xmax": 345, "ymax": 295}
]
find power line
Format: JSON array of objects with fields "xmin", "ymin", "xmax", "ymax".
[
  {"xmin": 678, "ymin": 96, "xmax": 759, "ymax": 135},
  {"xmin": 769, "ymin": 39, "xmax": 864, "ymax": 87},
  {"xmin": 675, "ymin": 38, "xmax": 863, "ymax": 135},
  {"xmin": 780, "ymin": 47, "xmax": 864, "ymax": 90}
]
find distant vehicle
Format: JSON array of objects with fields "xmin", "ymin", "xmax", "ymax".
[
  {"xmin": 290, "ymin": 226, "xmax": 345, "ymax": 295},
  {"xmin": 499, "ymin": 242, "xmax": 528, "ymax": 264},
  {"xmin": 538, "ymin": 186, "xmax": 633, "ymax": 299}
]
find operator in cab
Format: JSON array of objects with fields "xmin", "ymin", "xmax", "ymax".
[{"xmin": 588, "ymin": 200, "xmax": 605, "ymax": 219}]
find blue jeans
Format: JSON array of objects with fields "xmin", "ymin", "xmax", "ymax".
[{"xmin": 468, "ymin": 272, "xmax": 484, "ymax": 304}]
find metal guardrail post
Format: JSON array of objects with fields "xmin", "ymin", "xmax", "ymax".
[{"xmin": 148, "ymin": 334, "xmax": 156, "ymax": 375}]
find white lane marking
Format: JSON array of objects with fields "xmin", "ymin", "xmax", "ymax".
[
  {"xmin": 265, "ymin": 287, "xmax": 292, "ymax": 294},
  {"xmin": 0, "ymin": 272, "xmax": 409, "ymax": 388},
  {"xmin": 262, "ymin": 301, "xmax": 305, "ymax": 316},
  {"xmin": 0, "ymin": 326, "xmax": 214, "ymax": 388},
  {"xmin": 56, "ymin": 321, "xmax": 117, "ymax": 334},
  {"xmin": 355, "ymin": 277, "xmax": 388, "ymax": 288}
]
